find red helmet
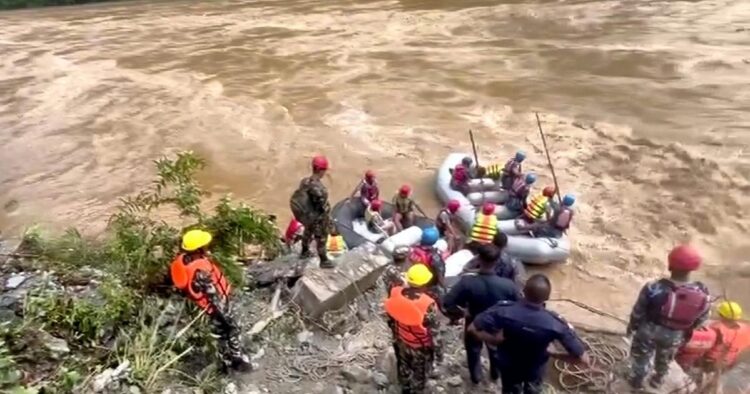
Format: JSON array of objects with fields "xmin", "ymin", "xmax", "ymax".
[
  {"xmin": 447, "ymin": 199, "xmax": 460, "ymax": 213},
  {"xmin": 482, "ymin": 202, "xmax": 496, "ymax": 215},
  {"xmin": 542, "ymin": 186, "xmax": 556, "ymax": 198},
  {"xmin": 399, "ymin": 184, "xmax": 411, "ymax": 197},
  {"xmin": 312, "ymin": 155, "xmax": 329, "ymax": 171},
  {"xmin": 668, "ymin": 244, "xmax": 702, "ymax": 271},
  {"xmin": 364, "ymin": 170, "xmax": 375, "ymax": 182},
  {"xmin": 371, "ymin": 199, "xmax": 383, "ymax": 211}
]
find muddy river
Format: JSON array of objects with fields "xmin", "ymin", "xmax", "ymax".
[{"xmin": 1, "ymin": 0, "xmax": 749, "ymax": 320}]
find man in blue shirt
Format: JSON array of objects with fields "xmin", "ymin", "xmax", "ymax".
[
  {"xmin": 442, "ymin": 244, "xmax": 520, "ymax": 385},
  {"xmin": 468, "ymin": 274, "xmax": 589, "ymax": 393}
]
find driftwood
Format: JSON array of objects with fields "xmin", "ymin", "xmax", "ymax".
[{"xmin": 248, "ymin": 282, "xmax": 286, "ymax": 337}]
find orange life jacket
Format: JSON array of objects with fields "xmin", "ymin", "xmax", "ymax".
[
  {"xmin": 326, "ymin": 234, "xmax": 346, "ymax": 255},
  {"xmin": 384, "ymin": 286, "xmax": 435, "ymax": 349},
  {"xmin": 676, "ymin": 326, "xmax": 718, "ymax": 368},
  {"xmin": 170, "ymin": 253, "xmax": 231, "ymax": 313},
  {"xmin": 705, "ymin": 320, "xmax": 750, "ymax": 368}
]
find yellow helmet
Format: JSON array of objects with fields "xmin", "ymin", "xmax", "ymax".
[
  {"xmin": 182, "ymin": 230, "xmax": 212, "ymax": 252},
  {"xmin": 406, "ymin": 264, "xmax": 433, "ymax": 287},
  {"xmin": 717, "ymin": 301, "xmax": 743, "ymax": 321}
]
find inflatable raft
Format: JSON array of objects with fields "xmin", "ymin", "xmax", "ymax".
[
  {"xmin": 435, "ymin": 153, "xmax": 571, "ymax": 264},
  {"xmin": 331, "ymin": 198, "xmax": 435, "ymax": 250}
]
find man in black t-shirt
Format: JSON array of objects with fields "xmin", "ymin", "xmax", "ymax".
[{"xmin": 442, "ymin": 244, "xmax": 520, "ymax": 385}]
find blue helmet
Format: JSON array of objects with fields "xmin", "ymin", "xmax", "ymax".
[
  {"xmin": 420, "ymin": 227, "xmax": 439, "ymax": 246},
  {"xmin": 525, "ymin": 173, "xmax": 537, "ymax": 184},
  {"xmin": 515, "ymin": 150, "xmax": 526, "ymax": 162},
  {"xmin": 563, "ymin": 194, "xmax": 576, "ymax": 206}
]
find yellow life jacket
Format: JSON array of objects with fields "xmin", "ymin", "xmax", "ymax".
[
  {"xmin": 485, "ymin": 163, "xmax": 504, "ymax": 179},
  {"xmin": 326, "ymin": 234, "xmax": 347, "ymax": 255},
  {"xmin": 470, "ymin": 213, "xmax": 498, "ymax": 244},
  {"xmin": 524, "ymin": 194, "xmax": 549, "ymax": 221}
]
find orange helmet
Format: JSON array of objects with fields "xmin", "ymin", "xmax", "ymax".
[
  {"xmin": 482, "ymin": 203, "xmax": 496, "ymax": 215},
  {"xmin": 668, "ymin": 245, "xmax": 702, "ymax": 271},
  {"xmin": 542, "ymin": 186, "xmax": 556, "ymax": 198},
  {"xmin": 312, "ymin": 155, "xmax": 329, "ymax": 171},
  {"xmin": 399, "ymin": 184, "xmax": 411, "ymax": 197}
]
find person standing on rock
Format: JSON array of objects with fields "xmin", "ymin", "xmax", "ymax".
[
  {"xmin": 381, "ymin": 245, "xmax": 411, "ymax": 294},
  {"xmin": 384, "ymin": 264, "xmax": 444, "ymax": 394},
  {"xmin": 442, "ymin": 243, "xmax": 520, "ymax": 385},
  {"xmin": 627, "ymin": 244, "xmax": 711, "ymax": 391},
  {"xmin": 469, "ymin": 274, "xmax": 589, "ymax": 393},
  {"xmin": 289, "ymin": 155, "xmax": 335, "ymax": 268},
  {"xmin": 170, "ymin": 230, "xmax": 251, "ymax": 372},
  {"xmin": 409, "ymin": 227, "xmax": 447, "ymax": 299}
]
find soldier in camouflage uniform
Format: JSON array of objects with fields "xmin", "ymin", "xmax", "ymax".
[
  {"xmin": 627, "ymin": 245, "xmax": 710, "ymax": 390},
  {"xmin": 170, "ymin": 230, "xmax": 251, "ymax": 371},
  {"xmin": 380, "ymin": 245, "xmax": 411, "ymax": 294},
  {"xmin": 294, "ymin": 155, "xmax": 335, "ymax": 268},
  {"xmin": 384, "ymin": 265, "xmax": 444, "ymax": 394}
]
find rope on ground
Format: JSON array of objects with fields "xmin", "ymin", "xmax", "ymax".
[
  {"xmin": 553, "ymin": 335, "xmax": 629, "ymax": 392},
  {"xmin": 550, "ymin": 298, "xmax": 629, "ymax": 325}
]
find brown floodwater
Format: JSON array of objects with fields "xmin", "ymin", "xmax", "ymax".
[{"xmin": 1, "ymin": 0, "xmax": 749, "ymax": 321}]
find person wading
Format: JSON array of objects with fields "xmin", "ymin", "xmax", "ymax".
[
  {"xmin": 442, "ymin": 243, "xmax": 520, "ymax": 385},
  {"xmin": 384, "ymin": 264, "xmax": 444, "ymax": 394},
  {"xmin": 289, "ymin": 155, "xmax": 335, "ymax": 268},
  {"xmin": 170, "ymin": 230, "xmax": 251, "ymax": 371},
  {"xmin": 469, "ymin": 274, "xmax": 589, "ymax": 394},
  {"xmin": 627, "ymin": 244, "xmax": 710, "ymax": 390}
]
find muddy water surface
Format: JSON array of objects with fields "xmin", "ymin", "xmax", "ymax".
[{"xmin": 1, "ymin": 0, "xmax": 749, "ymax": 320}]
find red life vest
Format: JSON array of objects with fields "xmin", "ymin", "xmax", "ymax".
[
  {"xmin": 170, "ymin": 254, "xmax": 231, "ymax": 313},
  {"xmin": 284, "ymin": 218, "xmax": 304, "ymax": 244},
  {"xmin": 361, "ymin": 180, "xmax": 379, "ymax": 201},
  {"xmin": 659, "ymin": 282, "xmax": 709, "ymax": 330},
  {"xmin": 409, "ymin": 246, "xmax": 434, "ymax": 268},
  {"xmin": 384, "ymin": 286, "xmax": 435, "ymax": 348},
  {"xmin": 553, "ymin": 207, "xmax": 574, "ymax": 230},
  {"xmin": 452, "ymin": 164, "xmax": 468, "ymax": 184}
]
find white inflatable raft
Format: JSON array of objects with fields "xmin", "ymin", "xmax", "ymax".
[{"xmin": 436, "ymin": 153, "xmax": 571, "ymax": 265}]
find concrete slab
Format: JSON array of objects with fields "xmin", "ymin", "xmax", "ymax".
[{"xmin": 292, "ymin": 245, "xmax": 390, "ymax": 318}]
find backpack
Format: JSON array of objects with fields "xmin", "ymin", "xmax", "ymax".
[
  {"xmin": 659, "ymin": 281, "xmax": 708, "ymax": 330},
  {"xmin": 290, "ymin": 180, "xmax": 315, "ymax": 226}
]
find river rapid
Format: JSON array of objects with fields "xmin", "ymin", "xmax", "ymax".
[{"xmin": 1, "ymin": 0, "xmax": 749, "ymax": 322}]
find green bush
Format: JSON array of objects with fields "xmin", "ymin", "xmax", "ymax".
[{"xmin": 13, "ymin": 151, "xmax": 280, "ymax": 391}]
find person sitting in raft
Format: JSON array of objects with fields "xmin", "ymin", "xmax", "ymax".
[
  {"xmin": 325, "ymin": 227, "xmax": 348, "ymax": 260},
  {"xmin": 500, "ymin": 150, "xmax": 526, "ymax": 190},
  {"xmin": 365, "ymin": 199, "xmax": 396, "ymax": 236},
  {"xmin": 534, "ymin": 194, "xmax": 575, "ymax": 238},
  {"xmin": 357, "ymin": 170, "xmax": 380, "ymax": 208},
  {"xmin": 515, "ymin": 186, "xmax": 556, "ymax": 231},
  {"xmin": 500, "ymin": 173, "xmax": 537, "ymax": 220},
  {"xmin": 450, "ymin": 161, "xmax": 471, "ymax": 194},
  {"xmin": 436, "ymin": 199, "xmax": 461, "ymax": 253},
  {"xmin": 465, "ymin": 202, "xmax": 498, "ymax": 254},
  {"xmin": 392, "ymin": 184, "xmax": 417, "ymax": 232}
]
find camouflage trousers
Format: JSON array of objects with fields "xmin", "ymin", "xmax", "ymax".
[
  {"xmin": 629, "ymin": 321, "xmax": 685, "ymax": 385},
  {"xmin": 394, "ymin": 341, "xmax": 434, "ymax": 394},
  {"xmin": 301, "ymin": 217, "xmax": 329, "ymax": 262},
  {"xmin": 209, "ymin": 305, "xmax": 246, "ymax": 369}
]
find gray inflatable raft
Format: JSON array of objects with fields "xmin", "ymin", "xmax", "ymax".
[{"xmin": 435, "ymin": 153, "xmax": 570, "ymax": 265}]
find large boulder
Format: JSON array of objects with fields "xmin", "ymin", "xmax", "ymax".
[{"xmin": 292, "ymin": 246, "xmax": 389, "ymax": 318}]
